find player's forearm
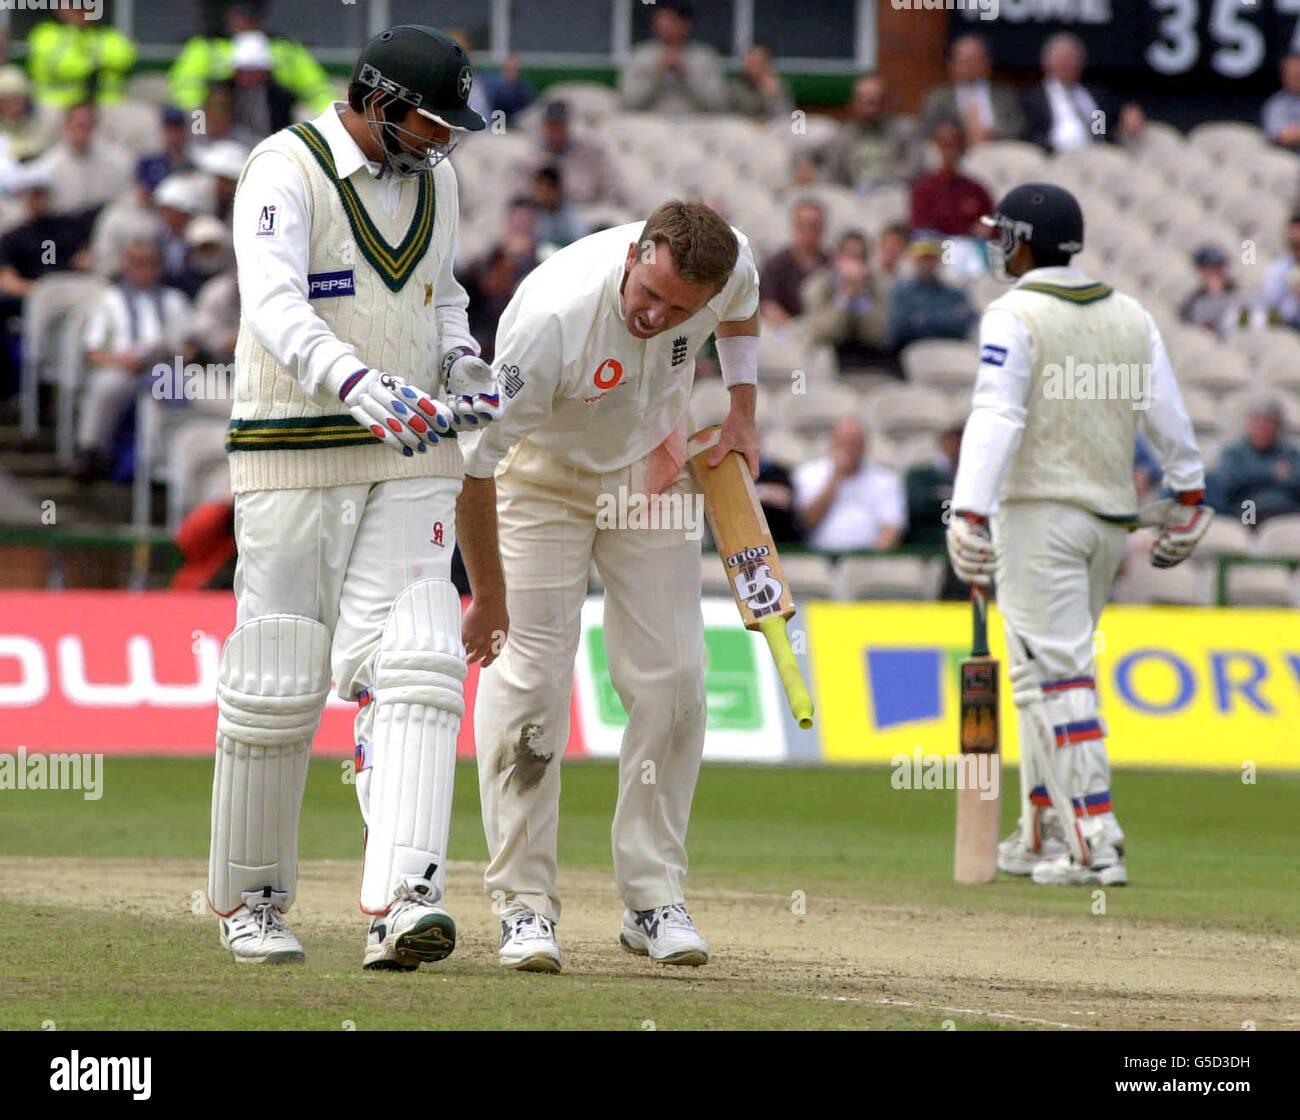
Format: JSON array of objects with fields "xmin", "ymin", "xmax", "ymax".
[{"xmin": 457, "ymin": 476, "xmax": 506, "ymax": 603}]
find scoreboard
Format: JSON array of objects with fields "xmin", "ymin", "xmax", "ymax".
[{"xmin": 956, "ymin": 0, "xmax": 1300, "ymax": 122}]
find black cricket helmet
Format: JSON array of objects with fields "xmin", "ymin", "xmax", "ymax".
[
  {"xmin": 981, "ymin": 182, "xmax": 1084, "ymax": 269},
  {"xmin": 352, "ymin": 25, "xmax": 485, "ymax": 176}
]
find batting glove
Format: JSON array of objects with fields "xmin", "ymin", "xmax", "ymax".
[
  {"xmin": 337, "ymin": 367, "xmax": 453, "ymax": 457},
  {"xmin": 1139, "ymin": 490, "xmax": 1214, "ymax": 568},
  {"xmin": 441, "ymin": 347, "xmax": 504, "ymax": 429},
  {"xmin": 946, "ymin": 510, "xmax": 996, "ymax": 587}
]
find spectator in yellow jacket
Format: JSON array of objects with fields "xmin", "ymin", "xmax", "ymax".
[
  {"xmin": 167, "ymin": 1, "xmax": 334, "ymax": 113},
  {"xmin": 27, "ymin": 9, "xmax": 136, "ymax": 108}
]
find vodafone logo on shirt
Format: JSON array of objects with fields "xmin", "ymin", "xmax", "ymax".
[{"xmin": 585, "ymin": 358, "xmax": 624, "ymax": 402}]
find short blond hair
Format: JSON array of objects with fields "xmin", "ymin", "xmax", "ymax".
[{"xmin": 640, "ymin": 199, "xmax": 738, "ymax": 292}]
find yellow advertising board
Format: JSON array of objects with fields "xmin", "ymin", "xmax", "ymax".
[{"xmin": 805, "ymin": 602, "xmax": 1300, "ymax": 770}]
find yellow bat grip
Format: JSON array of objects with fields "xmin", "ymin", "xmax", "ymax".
[{"xmin": 758, "ymin": 616, "xmax": 814, "ymax": 729}]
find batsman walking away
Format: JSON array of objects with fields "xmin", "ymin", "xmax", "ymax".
[{"xmin": 947, "ymin": 182, "xmax": 1212, "ymax": 887}]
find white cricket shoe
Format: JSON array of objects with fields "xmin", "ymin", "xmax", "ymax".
[
  {"xmin": 498, "ymin": 903, "xmax": 562, "ymax": 973},
  {"xmin": 363, "ymin": 880, "xmax": 457, "ymax": 971},
  {"xmin": 1032, "ymin": 841, "xmax": 1128, "ymax": 887},
  {"xmin": 219, "ymin": 887, "xmax": 305, "ymax": 964},
  {"xmin": 620, "ymin": 904, "xmax": 709, "ymax": 966},
  {"xmin": 997, "ymin": 827, "xmax": 1068, "ymax": 876}
]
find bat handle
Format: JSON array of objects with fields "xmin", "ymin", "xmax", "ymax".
[
  {"xmin": 758, "ymin": 616, "xmax": 814, "ymax": 729},
  {"xmin": 970, "ymin": 585, "xmax": 990, "ymax": 658}
]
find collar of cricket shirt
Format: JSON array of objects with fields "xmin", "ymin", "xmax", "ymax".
[{"xmin": 289, "ymin": 104, "xmax": 435, "ymax": 293}]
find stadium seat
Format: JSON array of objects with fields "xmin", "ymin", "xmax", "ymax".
[
  {"xmin": 1246, "ymin": 146, "xmax": 1300, "ymax": 199},
  {"xmin": 1258, "ymin": 350, "xmax": 1300, "ymax": 395},
  {"xmin": 1179, "ymin": 388, "xmax": 1225, "ymax": 439},
  {"xmin": 1235, "ymin": 328, "xmax": 1300, "ymax": 367},
  {"xmin": 541, "ymin": 82, "xmax": 620, "ymax": 128},
  {"xmin": 1174, "ymin": 348, "xmax": 1252, "ymax": 397},
  {"xmin": 836, "ymin": 555, "xmax": 937, "ymax": 600},
  {"xmin": 899, "ymin": 339, "xmax": 979, "ymax": 389},
  {"xmin": 1255, "ymin": 514, "xmax": 1300, "ymax": 558},
  {"xmin": 99, "ymin": 100, "xmax": 164, "ymax": 157},
  {"xmin": 1194, "ymin": 516, "xmax": 1254, "ymax": 559},
  {"xmin": 1112, "ymin": 559, "xmax": 1210, "ymax": 605},
  {"xmin": 761, "ymin": 429, "xmax": 812, "ymax": 469},
  {"xmin": 19, "ymin": 273, "xmax": 109, "ymax": 441},
  {"xmin": 785, "ymin": 383, "xmax": 865, "ymax": 438},
  {"xmin": 689, "ymin": 379, "xmax": 732, "ymax": 430},
  {"xmin": 1137, "ymin": 120, "xmax": 1186, "ymax": 165},
  {"xmin": 1050, "ymin": 144, "xmax": 1134, "ymax": 193},
  {"xmin": 864, "ymin": 384, "xmax": 951, "ymax": 441},
  {"xmin": 1223, "ymin": 563, "xmax": 1297, "ymax": 607},
  {"xmin": 1187, "ymin": 121, "xmax": 1269, "ymax": 166},
  {"xmin": 780, "ymin": 553, "xmax": 837, "ymax": 599},
  {"xmin": 166, "ymin": 418, "xmax": 231, "ymax": 531}
]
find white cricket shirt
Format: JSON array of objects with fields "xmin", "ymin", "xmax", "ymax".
[{"xmin": 462, "ymin": 221, "xmax": 759, "ymax": 478}]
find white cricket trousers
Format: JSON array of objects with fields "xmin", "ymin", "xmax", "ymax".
[
  {"xmin": 234, "ymin": 476, "xmax": 460, "ymax": 704},
  {"xmin": 475, "ymin": 439, "xmax": 706, "ymax": 923},
  {"xmin": 993, "ymin": 500, "xmax": 1127, "ymax": 839}
]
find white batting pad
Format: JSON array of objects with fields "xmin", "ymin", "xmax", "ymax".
[
  {"xmin": 209, "ymin": 614, "xmax": 331, "ymax": 915},
  {"xmin": 360, "ymin": 579, "xmax": 466, "ymax": 914}
]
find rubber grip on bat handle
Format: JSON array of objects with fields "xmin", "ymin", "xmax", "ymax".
[{"xmin": 758, "ymin": 616, "xmax": 814, "ymax": 729}]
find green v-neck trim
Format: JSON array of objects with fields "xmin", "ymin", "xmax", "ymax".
[
  {"xmin": 1017, "ymin": 281, "xmax": 1113, "ymax": 305},
  {"xmin": 289, "ymin": 122, "xmax": 435, "ymax": 293}
]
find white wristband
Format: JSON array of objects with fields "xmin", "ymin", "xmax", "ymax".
[{"xmin": 716, "ymin": 333, "xmax": 759, "ymax": 388}]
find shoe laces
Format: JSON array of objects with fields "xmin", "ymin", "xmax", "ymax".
[
  {"xmin": 504, "ymin": 905, "xmax": 554, "ymax": 942},
  {"xmin": 645, "ymin": 903, "xmax": 694, "ymax": 933},
  {"xmin": 247, "ymin": 901, "xmax": 287, "ymax": 939}
]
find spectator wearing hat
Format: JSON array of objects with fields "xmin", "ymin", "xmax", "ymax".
[
  {"xmin": 209, "ymin": 32, "xmax": 295, "ymax": 147},
  {"xmin": 0, "ymin": 166, "xmax": 92, "ymax": 299},
  {"xmin": 794, "ymin": 416, "xmax": 906, "ymax": 552},
  {"xmin": 905, "ymin": 423, "xmax": 968, "ymax": 599},
  {"xmin": 619, "ymin": 2, "xmax": 727, "ymax": 114},
  {"xmin": 191, "ymin": 139, "xmax": 248, "ymax": 223},
  {"xmin": 168, "ymin": 1, "xmax": 334, "ymax": 115},
  {"xmin": 886, "ymin": 236, "xmax": 977, "ymax": 354},
  {"xmin": 517, "ymin": 99, "xmax": 624, "ymax": 208},
  {"xmin": 909, "ymin": 119, "xmax": 994, "ymax": 237},
  {"xmin": 1180, "ymin": 245, "xmax": 1244, "ymax": 338},
  {"xmin": 728, "ymin": 42, "xmax": 793, "ymax": 121},
  {"xmin": 0, "ymin": 65, "xmax": 58, "ymax": 161},
  {"xmin": 801, "ymin": 229, "xmax": 893, "ymax": 372},
  {"xmin": 0, "ymin": 166, "xmax": 92, "ymax": 397},
  {"xmin": 136, "ymin": 105, "xmax": 198, "ymax": 192},
  {"xmin": 1263, "ymin": 53, "xmax": 1300, "ymax": 150},
  {"xmin": 74, "ymin": 236, "xmax": 193, "ymax": 482},
  {"xmin": 188, "ymin": 217, "xmax": 240, "ymax": 367},
  {"xmin": 1211, "ymin": 399, "xmax": 1300, "ymax": 523},
  {"xmin": 27, "ymin": 8, "xmax": 136, "ymax": 109},
  {"xmin": 153, "ymin": 175, "xmax": 210, "ymax": 296},
  {"xmin": 759, "ymin": 198, "xmax": 829, "ymax": 328},
  {"xmin": 32, "ymin": 102, "xmax": 132, "ymax": 221},
  {"xmin": 919, "ymin": 34, "xmax": 1025, "ymax": 148},
  {"xmin": 531, "ymin": 167, "xmax": 586, "ymax": 250}
]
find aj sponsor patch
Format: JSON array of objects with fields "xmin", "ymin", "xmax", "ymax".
[
  {"xmin": 256, "ymin": 204, "xmax": 277, "ymax": 237},
  {"xmin": 308, "ymin": 270, "xmax": 356, "ymax": 299}
]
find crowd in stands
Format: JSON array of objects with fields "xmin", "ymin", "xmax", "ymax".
[{"xmin": 0, "ymin": 1, "xmax": 1298, "ymax": 600}]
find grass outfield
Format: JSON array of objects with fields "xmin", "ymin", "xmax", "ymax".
[{"xmin": 0, "ymin": 759, "xmax": 1295, "ymax": 1030}]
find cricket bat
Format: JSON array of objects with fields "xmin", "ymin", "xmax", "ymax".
[
  {"xmin": 954, "ymin": 585, "xmax": 1001, "ymax": 883},
  {"xmin": 687, "ymin": 425, "xmax": 814, "ymax": 729}
]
